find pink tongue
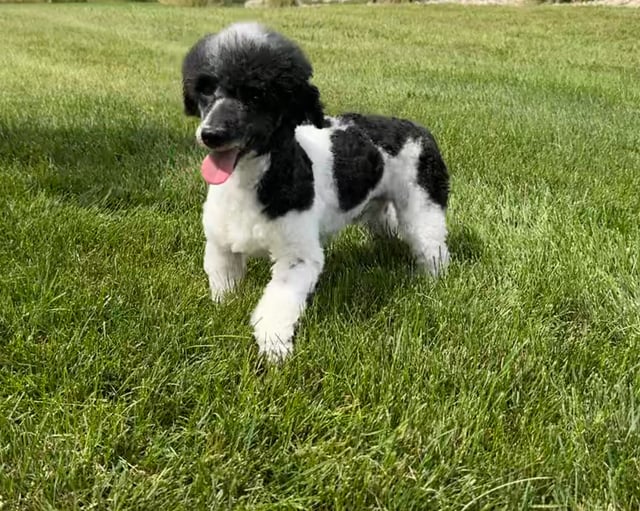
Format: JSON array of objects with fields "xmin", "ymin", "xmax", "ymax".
[{"xmin": 201, "ymin": 149, "xmax": 239, "ymax": 185}]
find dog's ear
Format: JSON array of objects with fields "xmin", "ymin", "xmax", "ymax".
[
  {"xmin": 300, "ymin": 82, "xmax": 325, "ymax": 129},
  {"xmin": 281, "ymin": 81, "xmax": 324, "ymax": 130},
  {"xmin": 182, "ymin": 82, "xmax": 199, "ymax": 117},
  {"xmin": 181, "ymin": 34, "xmax": 216, "ymax": 118}
]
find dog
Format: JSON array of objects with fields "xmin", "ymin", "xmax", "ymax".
[{"xmin": 182, "ymin": 22, "xmax": 450, "ymax": 361}]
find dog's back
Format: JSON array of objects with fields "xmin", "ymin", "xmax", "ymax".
[{"xmin": 336, "ymin": 113, "xmax": 449, "ymax": 209}]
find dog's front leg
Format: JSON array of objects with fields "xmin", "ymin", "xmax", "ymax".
[
  {"xmin": 204, "ymin": 240, "xmax": 246, "ymax": 302},
  {"xmin": 251, "ymin": 253, "xmax": 324, "ymax": 361}
]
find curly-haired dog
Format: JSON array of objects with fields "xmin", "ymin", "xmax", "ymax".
[{"xmin": 182, "ymin": 22, "xmax": 450, "ymax": 360}]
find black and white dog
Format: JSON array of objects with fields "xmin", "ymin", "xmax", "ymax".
[{"xmin": 182, "ymin": 22, "xmax": 450, "ymax": 360}]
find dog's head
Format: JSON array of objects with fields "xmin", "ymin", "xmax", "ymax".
[{"xmin": 182, "ymin": 23, "xmax": 324, "ymax": 183}]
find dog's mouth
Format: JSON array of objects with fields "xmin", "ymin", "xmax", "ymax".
[{"xmin": 201, "ymin": 145, "xmax": 241, "ymax": 185}]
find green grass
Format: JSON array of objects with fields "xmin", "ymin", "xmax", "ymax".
[{"xmin": 1, "ymin": 3, "xmax": 639, "ymax": 509}]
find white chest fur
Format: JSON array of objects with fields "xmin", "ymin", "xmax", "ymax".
[{"xmin": 202, "ymin": 155, "xmax": 278, "ymax": 257}]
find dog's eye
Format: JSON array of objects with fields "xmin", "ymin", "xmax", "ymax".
[
  {"xmin": 196, "ymin": 75, "xmax": 217, "ymax": 97},
  {"xmin": 242, "ymin": 88, "xmax": 262, "ymax": 102}
]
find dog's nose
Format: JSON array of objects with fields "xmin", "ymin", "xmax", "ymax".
[{"xmin": 200, "ymin": 127, "xmax": 230, "ymax": 149}]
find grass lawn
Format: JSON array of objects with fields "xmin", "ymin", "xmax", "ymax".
[{"xmin": 1, "ymin": 3, "xmax": 639, "ymax": 509}]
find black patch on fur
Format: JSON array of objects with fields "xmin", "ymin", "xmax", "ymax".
[
  {"xmin": 256, "ymin": 129, "xmax": 314, "ymax": 219},
  {"xmin": 417, "ymin": 134, "xmax": 449, "ymax": 208},
  {"xmin": 331, "ymin": 127, "xmax": 384, "ymax": 211},
  {"xmin": 340, "ymin": 112, "xmax": 449, "ymax": 209},
  {"xmin": 339, "ymin": 113, "xmax": 424, "ymax": 157}
]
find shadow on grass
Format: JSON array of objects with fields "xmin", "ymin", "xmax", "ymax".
[
  {"xmin": 311, "ymin": 223, "xmax": 484, "ymax": 321},
  {"xmin": 447, "ymin": 223, "xmax": 484, "ymax": 264},
  {"xmin": 0, "ymin": 115, "xmax": 200, "ymax": 211}
]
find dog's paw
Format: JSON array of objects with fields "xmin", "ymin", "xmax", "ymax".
[
  {"xmin": 420, "ymin": 243, "xmax": 450, "ymax": 277},
  {"xmin": 207, "ymin": 269, "xmax": 245, "ymax": 303},
  {"xmin": 204, "ymin": 246, "xmax": 245, "ymax": 303},
  {"xmin": 257, "ymin": 335, "xmax": 293, "ymax": 363},
  {"xmin": 208, "ymin": 276, "xmax": 239, "ymax": 303},
  {"xmin": 210, "ymin": 284, "xmax": 230, "ymax": 303},
  {"xmin": 251, "ymin": 315, "xmax": 295, "ymax": 362},
  {"xmin": 380, "ymin": 202, "xmax": 399, "ymax": 237}
]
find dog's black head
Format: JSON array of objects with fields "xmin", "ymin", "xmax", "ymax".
[{"xmin": 182, "ymin": 23, "xmax": 324, "ymax": 180}]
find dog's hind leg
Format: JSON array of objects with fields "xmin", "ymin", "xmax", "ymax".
[
  {"xmin": 251, "ymin": 245, "xmax": 324, "ymax": 362},
  {"xmin": 204, "ymin": 240, "xmax": 246, "ymax": 302},
  {"xmin": 360, "ymin": 199, "xmax": 399, "ymax": 238},
  {"xmin": 392, "ymin": 135, "xmax": 450, "ymax": 276},
  {"xmin": 395, "ymin": 186, "xmax": 449, "ymax": 277}
]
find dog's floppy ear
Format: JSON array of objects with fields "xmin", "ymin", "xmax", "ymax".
[
  {"xmin": 181, "ymin": 33, "xmax": 216, "ymax": 117},
  {"xmin": 301, "ymin": 82, "xmax": 325, "ymax": 129},
  {"xmin": 182, "ymin": 82, "xmax": 199, "ymax": 117},
  {"xmin": 266, "ymin": 31, "xmax": 324, "ymax": 129},
  {"xmin": 281, "ymin": 80, "xmax": 325, "ymax": 130}
]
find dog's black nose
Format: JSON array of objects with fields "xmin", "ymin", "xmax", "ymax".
[{"xmin": 200, "ymin": 128, "xmax": 230, "ymax": 149}]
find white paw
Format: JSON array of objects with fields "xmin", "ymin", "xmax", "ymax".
[
  {"xmin": 207, "ymin": 273, "xmax": 240, "ymax": 303},
  {"xmin": 204, "ymin": 244, "xmax": 245, "ymax": 303},
  {"xmin": 257, "ymin": 335, "xmax": 294, "ymax": 363},
  {"xmin": 381, "ymin": 202, "xmax": 399, "ymax": 236},
  {"xmin": 420, "ymin": 243, "xmax": 450, "ymax": 277},
  {"xmin": 251, "ymin": 314, "xmax": 295, "ymax": 362},
  {"xmin": 209, "ymin": 282, "xmax": 231, "ymax": 303},
  {"xmin": 249, "ymin": 255, "xmax": 321, "ymax": 362}
]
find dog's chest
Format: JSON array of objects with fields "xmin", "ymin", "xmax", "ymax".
[{"xmin": 203, "ymin": 183, "xmax": 276, "ymax": 256}]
